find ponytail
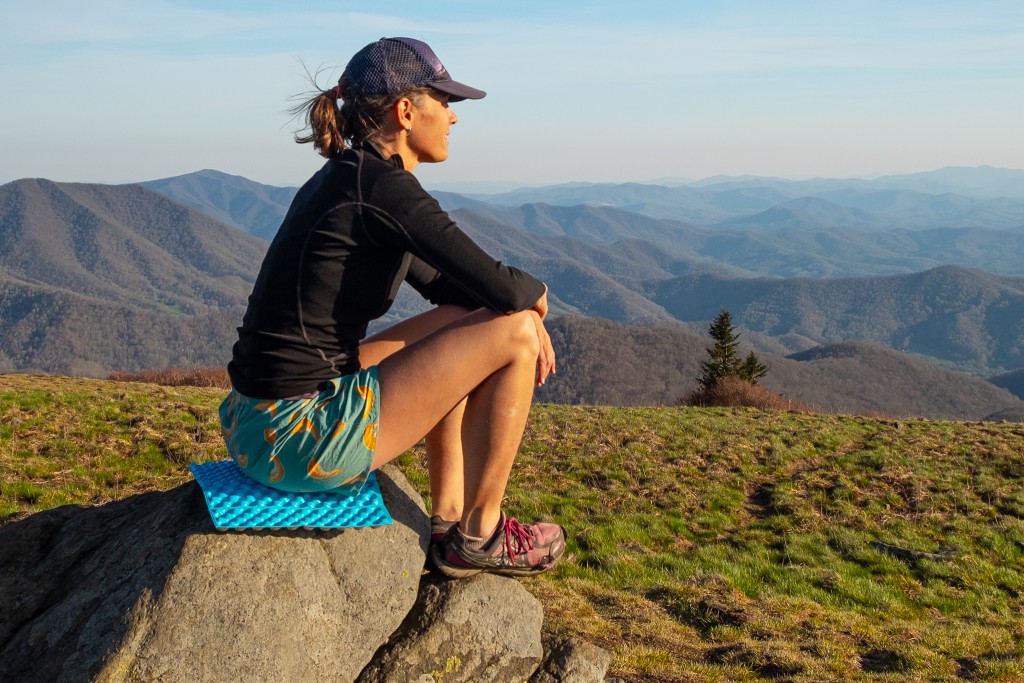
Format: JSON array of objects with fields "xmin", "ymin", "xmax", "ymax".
[
  {"xmin": 291, "ymin": 72, "xmax": 433, "ymax": 157},
  {"xmin": 292, "ymin": 85, "xmax": 345, "ymax": 159}
]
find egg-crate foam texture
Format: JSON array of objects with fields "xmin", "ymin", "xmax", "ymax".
[{"xmin": 189, "ymin": 460, "xmax": 392, "ymax": 530}]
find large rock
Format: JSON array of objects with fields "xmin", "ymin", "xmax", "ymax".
[
  {"xmin": 0, "ymin": 462, "xmax": 616, "ymax": 683},
  {"xmin": 0, "ymin": 464, "xmax": 427, "ymax": 683},
  {"xmin": 529, "ymin": 636, "xmax": 613, "ymax": 683},
  {"xmin": 357, "ymin": 572, "xmax": 545, "ymax": 682}
]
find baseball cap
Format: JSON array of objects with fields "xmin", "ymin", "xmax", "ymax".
[{"xmin": 341, "ymin": 37, "xmax": 486, "ymax": 102}]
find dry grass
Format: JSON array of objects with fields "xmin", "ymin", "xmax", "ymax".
[
  {"xmin": 684, "ymin": 376, "xmax": 811, "ymax": 412},
  {"xmin": 4, "ymin": 374, "xmax": 1024, "ymax": 682},
  {"xmin": 107, "ymin": 366, "xmax": 231, "ymax": 389}
]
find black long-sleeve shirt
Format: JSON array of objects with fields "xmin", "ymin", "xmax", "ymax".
[{"xmin": 227, "ymin": 144, "xmax": 545, "ymax": 398}]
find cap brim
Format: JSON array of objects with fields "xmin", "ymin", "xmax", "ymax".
[{"xmin": 430, "ymin": 79, "xmax": 486, "ymax": 102}]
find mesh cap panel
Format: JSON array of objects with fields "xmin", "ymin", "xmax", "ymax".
[{"xmin": 341, "ymin": 37, "xmax": 485, "ymax": 101}]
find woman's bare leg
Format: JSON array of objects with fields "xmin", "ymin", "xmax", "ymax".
[
  {"xmin": 359, "ymin": 306, "xmax": 472, "ymax": 367},
  {"xmin": 454, "ymin": 343, "xmax": 535, "ymax": 536},
  {"xmin": 372, "ymin": 308, "xmax": 541, "ymax": 538},
  {"xmin": 360, "ymin": 305, "xmax": 471, "ymax": 522},
  {"xmin": 423, "ymin": 400, "xmax": 466, "ymax": 522}
]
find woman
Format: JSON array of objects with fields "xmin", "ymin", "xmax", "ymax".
[{"xmin": 219, "ymin": 37, "xmax": 564, "ymax": 578}]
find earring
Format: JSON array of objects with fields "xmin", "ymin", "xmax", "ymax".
[{"xmin": 406, "ymin": 127, "xmax": 413, "ymax": 135}]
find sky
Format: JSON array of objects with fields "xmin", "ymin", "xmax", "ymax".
[{"xmin": 1, "ymin": 0, "xmax": 1023, "ymax": 189}]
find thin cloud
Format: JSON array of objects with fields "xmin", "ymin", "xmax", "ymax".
[
  {"xmin": 1, "ymin": 0, "xmax": 1021, "ymax": 185},
  {"xmin": 0, "ymin": 2, "xmax": 479, "ymax": 49}
]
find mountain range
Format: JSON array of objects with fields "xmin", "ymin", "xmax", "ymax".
[
  {"xmin": 0, "ymin": 178, "xmax": 264, "ymax": 375},
  {"xmin": 142, "ymin": 170, "xmax": 295, "ymax": 242},
  {"xmin": 3, "ymin": 166, "xmax": 1024, "ymax": 419},
  {"xmin": 1, "ymin": 178, "xmax": 264, "ymax": 311},
  {"xmin": 146, "ymin": 168, "xmax": 1024, "ymax": 279},
  {"xmin": 459, "ymin": 166, "xmax": 1024, "ymax": 226},
  {"xmin": 536, "ymin": 316, "xmax": 1023, "ymax": 421}
]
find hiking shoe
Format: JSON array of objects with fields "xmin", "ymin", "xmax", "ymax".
[
  {"xmin": 430, "ymin": 512, "xmax": 565, "ymax": 578},
  {"xmin": 425, "ymin": 516, "xmax": 458, "ymax": 570},
  {"xmin": 428, "ymin": 516, "xmax": 456, "ymax": 565},
  {"xmin": 430, "ymin": 515, "xmax": 458, "ymax": 548}
]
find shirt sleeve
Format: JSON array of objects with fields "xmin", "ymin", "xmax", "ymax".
[
  {"xmin": 404, "ymin": 254, "xmax": 488, "ymax": 309},
  {"xmin": 365, "ymin": 168, "xmax": 546, "ymax": 314}
]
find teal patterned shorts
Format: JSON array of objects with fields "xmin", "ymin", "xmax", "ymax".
[{"xmin": 218, "ymin": 367, "xmax": 380, "ymax": 494}]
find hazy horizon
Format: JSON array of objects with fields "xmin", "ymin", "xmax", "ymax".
[{"xmin": 8, "ymin": 163, "xmax": 1024, "ymax": 196}]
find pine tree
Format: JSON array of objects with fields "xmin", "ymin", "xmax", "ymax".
[
  {"xmin": 697, "ymin": 308, "xmax": 768, "ymax": 392},
  {"xmin": 738, "ymin": 350, "xmax": 768, "ymax": 383},
  {"xmin": 698, "ymin": 308, "xmax": 742, "ymax": 392}
]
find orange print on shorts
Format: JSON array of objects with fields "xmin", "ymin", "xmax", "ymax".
[
  {"xmin": 363, "ymin": 422, "xmax": 378, "ymax": 451},
  {"xmin": 308, "ymin": 459, "xmax": 343, "ymax": 479},
  {"xmin": 254, "ymin": 400, "xmax": 279, "ymax": 417},
  {"xmin": 267, "ymin": 455, "xmax": 284, "ymax": 483},
  {"xmin": 357, "ymin": 385, "xmax": 375, "ymax": 420},
  {"xmin": 289, "ymin": 417, "xmax": 321, "ymax": 442}
]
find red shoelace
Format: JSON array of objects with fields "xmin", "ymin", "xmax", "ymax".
[{"xmin": 502, "ymin": 517, "xmax": 535, "ymax": 562}]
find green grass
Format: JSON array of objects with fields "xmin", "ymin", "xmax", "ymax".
[
  {"xmin": 3, "ymin": 374, "xmax": 1024, "ymax": 682},
  {"xmin": 0, "ymin": 374, "xmax": 226, "ymax": 518}
]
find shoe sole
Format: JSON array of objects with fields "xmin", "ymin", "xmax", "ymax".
[
  {"xmin": 429, "ymin": 543, "xmax": 483, "ymax": 577},
  {"xmin": 428, "ymin": 533, "xmax": 563, "ymax": 578}
]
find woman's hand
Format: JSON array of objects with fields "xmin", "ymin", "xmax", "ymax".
[
  {"xmin": 531, "ymin": 284, "xmax": 549, "ymax": 320},
  {"xmin": 530, "ymin": 310, "xmax": 556, "ymax": 386}
]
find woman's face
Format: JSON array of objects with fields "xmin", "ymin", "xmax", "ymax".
[{"xmin": 407, "ymin": 91, "xmax": 458, "ymax": 165}]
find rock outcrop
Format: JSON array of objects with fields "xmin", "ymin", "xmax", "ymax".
[
  {"xmin": 0, "ymin": 464, "xmax": 612, "ymax": 683},
  {"xmin": 358, "ymin": 573, "xmax": 544, "ymax": 682},
  {"xmin": 530, "ymin": 637, "xmax": 615, "ymax": 683}
]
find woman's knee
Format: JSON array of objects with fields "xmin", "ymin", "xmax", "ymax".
[{"xmin": 503, "ymin": 310, "xmax": 541, "ymax": 359}]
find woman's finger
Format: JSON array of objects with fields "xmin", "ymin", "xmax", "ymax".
[{"xmin": 533, "ymin": 317, "xmax": 555, "ymax": 386}]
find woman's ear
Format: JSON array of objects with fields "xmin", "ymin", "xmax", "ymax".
[{"xmin": 393, "ymin": 96, "xmax": 416, "ymax": 133}]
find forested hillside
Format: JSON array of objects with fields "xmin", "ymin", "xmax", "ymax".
[
  {"xmin": 0, "ymin": 179, "xmax": 261, "ymax": 375},
  {"xmin": 0, "ymin": 276, "xmax": 242, "ymax": 376},
  {"xmin": 0, "ymin": 178, "xmax": 265, "ymax": 311},
  {"xmin": 649, "ymin": 266, "xmax": 1024, "ymax": 373},
  {"xmin": 991, "ymin": 368, "xmax": 1024, "ymax": 401},
  {"xmin": 538, "ymin": 317, "xmax": 1024, "ymax": 420},
  {"xmin": 140, "ymin": 167, "xmax": 1022, "ymax": 375},
  {"xmin": 144, "ymin": 167, "xmax": 1024, "ymax": 279},
  {"xmin": 142, "ymin": 169, "xmax": 296, "ymax": 241},
  {"xmin": 3, "ymin": 170, "xmax": 1023, "ymax": 419}
]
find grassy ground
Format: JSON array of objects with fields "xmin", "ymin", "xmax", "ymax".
[{"xmin": 3, "ymin": 373, "xmax": 1024, "ymax": 682}]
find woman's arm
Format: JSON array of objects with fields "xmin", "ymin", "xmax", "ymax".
[{"xmin": 368, "ymin": 169, "xmax": 546, "ymax": 314}]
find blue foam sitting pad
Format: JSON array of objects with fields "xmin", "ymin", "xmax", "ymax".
[{"xmin": 189, "ymin": 460, "xmax": 392, "ymax": 530}]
